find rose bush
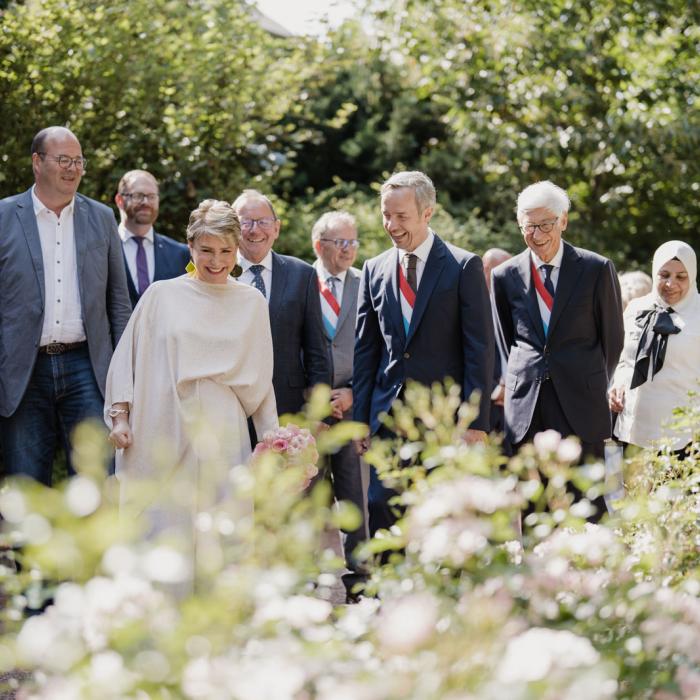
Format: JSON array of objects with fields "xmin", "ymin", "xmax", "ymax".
[{"xmin": 0, "ymin": 385, "xmax": 697, "ymax": 699}]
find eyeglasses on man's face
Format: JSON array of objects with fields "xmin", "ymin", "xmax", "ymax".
[
  {"xmin": 38, "ymin": 153, "xmax": 87, "ymax": 171},
  {"xmin": 519, "ymin": 219, "xmax": 559, "ymax": 235},
  {"xmin": 240, "ymin": 217, "xmax": 277, "ymax": 231},
  {"xmin": 122, "ymin": 192, "xmax": 159, "ymax": 204},
  {"xmin": 320, "ymin": 238, "xmax": 360, "ymax": 250}
]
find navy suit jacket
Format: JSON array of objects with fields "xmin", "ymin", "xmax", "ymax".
[
  {"xmin": 123, "ymin": 231, "xmax": 190, "ymax": 307},
  {"xmin": 353, "ymin": 234, "xmax": 495, "ymax": 434},
  {"xmin": 0, "ymin": 188, "xmax": 132, "ymax": 416},
  {"xmin": 491, "ymin": 241, "xmax": 624, "ymax": 445},
  {"xmin": 268, "ymin": 252, "xmax": 331, "ymax": 416}
]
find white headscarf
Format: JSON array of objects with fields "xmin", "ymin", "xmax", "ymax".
[{"xmin": 651, "ymin": 240, "xmax": 698, "ymax": 313}]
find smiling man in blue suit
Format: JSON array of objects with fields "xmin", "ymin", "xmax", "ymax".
[
  {"xmin": 353, "ymin": 170, "xmax": 495, "ymax": 535},
  {"xmin": 115, "ymin": 170, "xmax": 190, "ymax": 307}
]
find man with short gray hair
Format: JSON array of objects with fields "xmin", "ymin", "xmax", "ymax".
[
  {"xmin": 232, "ymin": 189, "xmax": 330, "ymax": 417},
  {"xmin": 311, "ymin": 210, "xmax": 368, "ymax": 599},
  {"xmin": 353, "ymin": 170, "xmax": 495, "ymax": 535},
  {"xmin": 491, "ymin": 180, "xmax": 624, "ymax": 518}
]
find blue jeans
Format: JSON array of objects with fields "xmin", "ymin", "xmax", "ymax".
[{"xmin": 0, "ymin": 345, "xmax": 104, "ymax": 485}]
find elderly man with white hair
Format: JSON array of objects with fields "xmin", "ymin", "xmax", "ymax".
[{"xmin": 491, "ymin": 181, "xmax": 624, "ymax": 519}]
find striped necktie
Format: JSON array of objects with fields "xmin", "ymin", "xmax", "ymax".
[
  {"xmin": 318, "ymin": 275, "xmax": 340, "ymax": 339},
  {"xmin": 398, "ymin": 256, "xmax": 416, "ymax": 335},
  {"xmin": 532, "ymin": 259, "xmax": 555, "ymax": 336}
]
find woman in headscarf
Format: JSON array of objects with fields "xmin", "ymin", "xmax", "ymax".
[{"xmin": 609, "ymin": 240, "xmax": 699, "ymax": 452}]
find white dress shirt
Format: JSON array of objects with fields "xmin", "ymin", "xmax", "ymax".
[
  {"xmin": 238, "ymin": 251, "xmax": 273, "ymax": 302},
  {"xmin": 32, "ymin": 187, "xmax": 85, "ymax": 345},
  {"xmin": 313, "ymin": 259, "xmax": 347, "ymax": 307},
  {"xmin": 118, "ymin": 224, "xmax": 155, "ymax": 285},
  {"xmin": 396, "ymin": 229, "xmax": 435, "ymax": 288}
]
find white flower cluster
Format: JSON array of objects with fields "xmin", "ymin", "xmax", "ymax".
[{"xmin": 406, "ymin": 475, "xmax": 522, "ymax": 566}]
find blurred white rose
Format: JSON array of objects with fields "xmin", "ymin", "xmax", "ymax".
[
  {"xmin": 376, "ymin": 593, "xmax": 439, "ymax": 654},
  {"xmin": 498, "ymin": 627, "xmax": 599, "ymax": 683}
]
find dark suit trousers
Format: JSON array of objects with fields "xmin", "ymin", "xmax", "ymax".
[
  {"xmin": 325, "ymin": 440, "xmax": 369, "ymax": 590},
  {"xmin": 513, "ymin": 379, "xmax": 606, "ymax": 521}
]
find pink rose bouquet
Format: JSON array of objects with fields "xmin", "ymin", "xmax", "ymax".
[{"xmin": 252, "ymin": 423, "xmax": 320, "ymax": 490}]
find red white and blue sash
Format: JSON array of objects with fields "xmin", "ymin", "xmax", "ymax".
[
  {"xmin": 318, "ymin": 277, "xmax": 340, "ymax": 339},
  {"xmin": 531, "ymin": 259, "xmax": 553, "ymax": 336},
  {"xmin": 398, "ymin": 260, "xmax": 416, "ymax": 335}
]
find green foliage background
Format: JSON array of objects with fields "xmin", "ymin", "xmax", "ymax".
[{"xmin": 1, "ymin": 0, "xmax": 699, "ymax": 268}]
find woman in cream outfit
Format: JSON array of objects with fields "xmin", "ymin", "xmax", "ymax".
[
  {"xmin": 609, "ymin": 240, "xmax": 699, "ymax": 452},
  {"xmin": 105, "ymin": 200, "xmax": 278, "ymax": 582}
]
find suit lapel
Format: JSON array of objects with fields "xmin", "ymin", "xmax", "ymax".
[
  {"xmin": 511, "ymin": 250, "xmax": 546, "ymax": 345},
  {"xmin": 336, "ymin": 269, "xmax": 359, "ymax": 334},
  {"xmin": 268, "ymin": 251, "xmax": 287, "ymax": 324},
  {"xmin": 547, "ymin": 242, "xmax": 583, "ymax": 337},
  {"xmin": 73, "ymin": 195, "xmax": 90, "ymax": 280},
  {"xmin": 16, "ymin": 190, "xmax": 46, "ymax": 308},
  {"xmin": 405, "ymin": 235, "xmax": 446, "ymax": 346},
  {"xmin": 153, "ymin": 231, "xmax": 165, "ymax": 281},
  {"xmin": 381, "ymin": 249, "xmax": 405, "ymax": 344}
]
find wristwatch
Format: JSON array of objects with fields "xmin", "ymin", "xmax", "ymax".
[{"xmin": 108, "ymin": 408, "xmax": 129, "ymax": 418}]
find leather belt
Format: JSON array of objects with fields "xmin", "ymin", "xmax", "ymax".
[{"xmin": 39, "ymin": 341, "xmax": 87, "ymax": 355}]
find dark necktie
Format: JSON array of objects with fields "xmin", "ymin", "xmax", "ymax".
[
  {"xmin": 133, "ymin": 236, "xmax": 150, "ymax": 296},
  {"xmin": 541, "ymin": 264, "xmax": 555, "ymax": 298},
  {"xmin": 249, "ymin": 264, "xmax": 267, "ymax": 298},
  {"xmin": 405, "ymin": 254, "xmax": 418, "ymax": 295}
]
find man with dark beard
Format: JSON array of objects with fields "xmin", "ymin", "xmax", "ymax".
[{"xmin": 115, "ymin": 170, "xmax": 190, "ymax": 307}]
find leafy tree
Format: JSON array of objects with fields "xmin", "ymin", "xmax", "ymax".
[{"xmin": 0, "ymin": 0, "xmax": 309, "ymax": 240}]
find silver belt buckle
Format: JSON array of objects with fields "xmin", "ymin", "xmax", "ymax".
[{"xmin": 44, "ymin": 343, "xmax": 64, "ymax": 354}]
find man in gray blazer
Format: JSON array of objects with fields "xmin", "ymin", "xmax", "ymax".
[
  {"xmin": 311, "ymin": 210, "xmax": 368, "ymax": 599},
  {"xmin": 232, "ymin": 190, "xmax": 330, "ymax": 417},
  {"xmin": 0, "ymin": 126, "xmax": 132, "ymax": 484}
]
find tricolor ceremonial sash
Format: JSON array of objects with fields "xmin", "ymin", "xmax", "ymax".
[
  {"xmin": 531, "ymin": 259, "xmax": 554, "ymax": 336},
  {"xmin": 398, "ymin": 260, "xmax": 416, "ymax": 335},
  {"xmin": 318, "ymin": 277, "xmax": 340, "ymax": 339}
]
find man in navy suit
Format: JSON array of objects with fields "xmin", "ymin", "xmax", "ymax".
[
  {"xmin": 232, "ymin": 189, "xmax": 330, "ymax": 417},
  {"xmin": 491, "ymin": 181, "xmax": 623, "ymax": 516},
  {"xmin": 115, "ymin": 170, "xmax": 190, "ymax": 307},
  {"xmin": 353, "ymin": 171, "xmax": 495, "ymax": 535},
  {"xmin": 0, "ymin": 126, "xmax": 131, "ymax": 484}
]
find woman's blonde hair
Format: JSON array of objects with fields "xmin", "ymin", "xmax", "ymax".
[{"xmin": 186, "ymin": 199, "xmax": 241, "ymax": 245}]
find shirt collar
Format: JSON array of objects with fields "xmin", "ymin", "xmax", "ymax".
[
  {"xmin": 313, "ymin": 259, "xmax": 347, "ymax": 285},
  {"xmin": 530, "ymin": 240, "xmax": 564, "ymax": 270},
  {"xmin": 119, "ymin": 223, "xmax": 154, "ymax": 245},
  {"xmin": 238, "ymin": 250, "xmax": 273, "ymax": 272},
  {"xmin": 31, "ymin": 185, "xmax": 75, "ymax": 217},
  {"xmin": 397, "ymin": 229, "xmax": 435, "ymax": 264}
]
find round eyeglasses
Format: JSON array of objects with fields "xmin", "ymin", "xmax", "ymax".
[
  {"xmin": 122, "ymin": 192, "xmax": 159, "ymax": 204},
  {"xmin": 240, "ymin": 217, "xmax": 277, "ymax": 231},
  {"xmin": 38, "ymin": 153, "xmax": 87, "ymax": 171},
  {"xmin": 519, "ymin": 219, "xmax": 558, "ymax": 235}
]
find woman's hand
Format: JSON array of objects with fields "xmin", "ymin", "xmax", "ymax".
[
  {"xmin": 608, "ymin": 386, "xmax": 625, "ymax": 413},
  {"xmin": 109, "ymin": 414, "xmax": 133, "ymax": 449}
]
